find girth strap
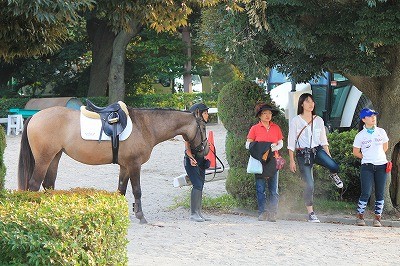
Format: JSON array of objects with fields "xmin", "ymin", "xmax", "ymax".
[{"xmin": 85, "ymin": 99, "xmax": 129, "ymax": 164}]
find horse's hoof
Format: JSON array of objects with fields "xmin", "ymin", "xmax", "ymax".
[{"xmin": 139, "ymin": 218, "xmax": 148, "ymax": 224}]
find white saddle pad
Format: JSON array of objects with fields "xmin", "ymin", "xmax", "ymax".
[{"xmin": 80, "ymin": 113, "xmax": 133, "ymax": 141}]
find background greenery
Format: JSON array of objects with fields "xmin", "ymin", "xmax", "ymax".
[
  {"xmin": 217, "ymin": 80, "xmax": 361, "ymax": 213},
  {"xmin": 0, "ymin": 126, "xmax": 5, "ymax": 190}
]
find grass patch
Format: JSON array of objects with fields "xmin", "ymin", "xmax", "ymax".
[
  {"xmin": 202, "ymin": 194, "xmax": 239, "ymax": 212},
  {"xmin": 314, "ymin": 199, "xmax": 356, "ymax": 215},
  {"xmin": 172, "ymin": 192, "xmax": 239, "ymax": 213}
]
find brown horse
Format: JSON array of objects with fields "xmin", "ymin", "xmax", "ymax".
[{"xmin": 18, "ymin": 106, "xmax": 209, "ymax": 223}]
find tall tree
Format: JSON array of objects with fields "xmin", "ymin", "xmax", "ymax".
[
  {"xmin": 182, "ymin": 26, "xmax": 193, "ymax": 93},
  {"xmin": 86, "ymin": 0, "xmax": 246, "ymax": 102},
  {"xmin": 0, "ymin": 1, "xmax": 246, "ymax": 101},
  {"xmin": 125, "ymin": 29, "xmax": 187, "ymax": 94},
  {"xmin": 86, "ymin": 17, "xmax": 116, "ymax": 97}
]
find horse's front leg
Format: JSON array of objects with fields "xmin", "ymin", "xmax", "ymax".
[{"xmin": 128, "ymin": 164, "xmax": 147, "ymax": 224}]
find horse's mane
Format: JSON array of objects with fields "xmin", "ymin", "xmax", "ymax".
[{"xmin": 127, "ymin": 107, "xmax": 190, "ymax": 114}]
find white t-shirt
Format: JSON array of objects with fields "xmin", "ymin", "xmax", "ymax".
[
  {"xmin": 353, "ymin": 127, "xmax": 389, "ymax": 165},
  {"xmin": 287, "ymin": 115, "xmax": 328, "ymax": 151}
]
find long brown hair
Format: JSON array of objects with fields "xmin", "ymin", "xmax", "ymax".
[{"xmin": 297, "ymin": 93, "xmax": 316, "ymax": 115}]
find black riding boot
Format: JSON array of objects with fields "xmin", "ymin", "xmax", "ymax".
[
  {"xmin": 190, "ymin": 188, "xmax": 205, "ymax": 222},
  {"xmin": 198, "ymin": 190, "xmax": 211, "ymax": 221}
]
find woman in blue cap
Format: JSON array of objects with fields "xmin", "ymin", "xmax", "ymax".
[{"xmin": 353, "ymin": 108, "xmax": 389, "ymax": 227}]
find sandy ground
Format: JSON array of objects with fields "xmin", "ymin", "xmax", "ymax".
[{"xmin": 4, "ymin": 123, "xmax": 400, "ymax": 266}]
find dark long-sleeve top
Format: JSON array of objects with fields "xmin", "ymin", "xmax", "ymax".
[{"xmin": 249, "ymin": 141, "xmax": 277, "ymax": 179}]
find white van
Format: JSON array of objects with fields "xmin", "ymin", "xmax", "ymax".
[{"xmin": 267, "ymin": 68, "xmax": 372, "ymax": 132}]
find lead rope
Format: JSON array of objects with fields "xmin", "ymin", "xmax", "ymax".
[
  {"xmin": 205, "ymin": 147, "xmax": 225, "ymax": 182},
  {"xmin": 190, "ymin": 146, "xmax": 225, "ymax": 183}
]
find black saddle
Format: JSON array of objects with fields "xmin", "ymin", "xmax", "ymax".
[{"xmin": 85, "ymin": 100, "xmax": 129, "ymax": 164}]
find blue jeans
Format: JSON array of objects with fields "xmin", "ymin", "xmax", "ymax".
[
  {"xmin": 255, "ymin": 171, "xmax": 279, "ymax": 214},
  {"xmin": 314, "ymin": 146, "xmax": 339, "ymax": 173},
  {"xmin": 296, "ymin": 154, "xmax": 314, "ymax": 206},
  {"xmin": 184, "ymin": 155, "xmax": 206, "ymax": 191},
  {"xmin": 357, "ymin": 163, "xmax": 387, "ymax": 214}
]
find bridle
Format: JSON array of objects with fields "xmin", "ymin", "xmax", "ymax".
[
  {"xmin": 187, "ymin": 114, "xmax": 225, "ymax": 181},
  {"xmin": 188, "ymin": 117, "xmax": 208, "ymax": 155}
]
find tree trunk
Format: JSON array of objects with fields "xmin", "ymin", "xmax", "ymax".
[
  {"xmin": 391, "ymin": 143, "xmax": 400, "ymax": 205},
  {"xmin": 86, "ymin": 18, "xmax": 116, "ymax": 97},
  {"xmin": 108, "ymin": 19, "xmax": 141, "ymax": 103},
  {"xmin": 182, "ymin": 26, "xmax": 192, "ymax": 93},
  {"xmin": 347, "ymin": 45, "xmax": 400, "ymax": 211}
]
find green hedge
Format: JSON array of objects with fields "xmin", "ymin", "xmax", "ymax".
[
  {"xmin": 0, "ymin": 98, "xmax": 31, "ymax": 117},
  {"xmin": 0, "ymin": 189, "xmax": 129, "ymax": 265}
]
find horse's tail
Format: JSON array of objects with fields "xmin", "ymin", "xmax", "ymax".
[{"xmin": 18, "ymin": 117, "xmax": 34, "ymax": 190}]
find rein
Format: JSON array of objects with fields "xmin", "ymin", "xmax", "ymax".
[
  {"xmin": 204, "ymin": 148, "xmax": 225, "ymax": 182},
  {"xmin": 188, "ymin": 120, "xmax": 208, "ymax": 155}
]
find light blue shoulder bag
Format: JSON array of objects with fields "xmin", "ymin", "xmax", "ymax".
[{"xmin": 246, "ymin": 155, "xmax": 263, "ymax": 174}]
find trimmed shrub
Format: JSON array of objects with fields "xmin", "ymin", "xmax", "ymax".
[
  {"xmin": 0, "ymin": 189, "xmax": 129, "ymax": 265},
  {"xmin": 225, "ymin": 167, "xmax": 257, "ymax": 209},
  {"xmin": 218, "ymin": 80, "xmax": 264, "ymax": 137},
  {"xmin": 225, "ymin": 131, "xmax": 249, "ymax": 167}
]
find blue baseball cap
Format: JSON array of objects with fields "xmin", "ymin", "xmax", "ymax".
[{"xmin": 359, "ymin": 108, "xmax": 378, "ymax": 119}]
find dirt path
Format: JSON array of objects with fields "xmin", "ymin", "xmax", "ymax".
[{"xmin": 4, "ymin": 123, "xmax": 400, "ymax": 265}]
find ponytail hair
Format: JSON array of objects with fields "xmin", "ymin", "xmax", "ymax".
[{"xmin": 358, "ymin": 120, "xmax": 365, "ymax": 132}]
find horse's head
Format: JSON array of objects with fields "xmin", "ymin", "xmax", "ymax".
[{"xmin": 188, "ymin": 117, "xmax": 210, "ymax": 157}]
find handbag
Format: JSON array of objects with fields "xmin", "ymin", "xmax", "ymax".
[
  {"xmin": 386, "ymin": 161, "xmax": 392, "ymax": 173},
  {"xmin": 247, "ymin": 155, "xmax": 263, "ymax": 174},
  {"xmin": 274, "ymin": 151, "xmax": 286, "ymax": 170}
]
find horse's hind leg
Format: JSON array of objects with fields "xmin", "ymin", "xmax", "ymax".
[
  {"xmin": 129, "ymin": 166, "xmax": 147, "ymax": 224},
  {"xmin": 28, "ymin": 158, "xmax": 52, "ymax": 191},
  {"xmin": 42, "ymin": 151, "xmax": 62, "ymax": 190}
]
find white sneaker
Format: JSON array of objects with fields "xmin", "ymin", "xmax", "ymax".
[
  {"xmin": 330, "ymin": 173, "xmax": 343, "ymax": 188},
  {"xmin": 308, "ymin": 213, "xmax": 320, "ymax": 223}
]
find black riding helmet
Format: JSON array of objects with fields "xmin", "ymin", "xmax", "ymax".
[
  {"xmin": 189, "ymin": 103, "xmax": 209, "ymax": 113},
  {"xmin": 189, "ymin": 102, "xmax": 209, "ymax": 122}
]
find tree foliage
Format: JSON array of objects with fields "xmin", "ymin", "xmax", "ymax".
[
  {"xmin": 0, "ymin": 22, "xmax": 91, "ymax": 97},
  {"xmin": 0, "ymin": 0, "xmax": 94, "ymax": 61},
  {"xmin": 198, "ymin": 4, "xmax": 269, "ymax": 79},
  {"xmin": 243, "ymin": 0, "xmax": 400, "ymax": 82}
]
